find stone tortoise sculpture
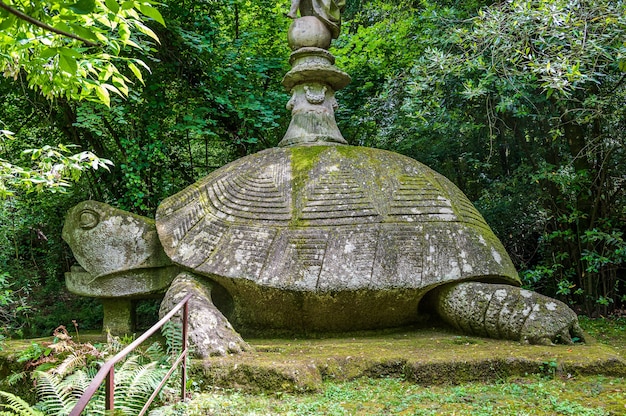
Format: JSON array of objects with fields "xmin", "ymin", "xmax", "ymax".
[{"xmin": 63, "ymin": 144, "xmax": 585, "ymax": 357}]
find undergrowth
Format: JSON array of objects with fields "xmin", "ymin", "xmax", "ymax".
[{"xmin": 0, "ymin": 322, "xmax": 184, "ymax": 415}]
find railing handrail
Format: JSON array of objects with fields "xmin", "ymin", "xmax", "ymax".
[{"xmin": 69, "ymin": 292, "xmax": 193, "ymax": 416}]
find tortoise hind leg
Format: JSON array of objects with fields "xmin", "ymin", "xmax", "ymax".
[
  {"xmin": 433, "ymin": 282, "xmax": 585, "ymax": 345},
  {"xmin": 159, "ymin": 272, "xmax": 250, "ymax": 357}
]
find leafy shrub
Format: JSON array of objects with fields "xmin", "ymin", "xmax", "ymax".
[{"xmin": 4, "ymin": 325, "xmax": 182, "ymax": 415}]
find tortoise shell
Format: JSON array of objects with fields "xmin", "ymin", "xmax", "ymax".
[{"xmin": 156, "ymin": 145, "xmax": 519, "ymax": 294}]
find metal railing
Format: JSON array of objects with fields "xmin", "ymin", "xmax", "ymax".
[{"xmin": 69, "ymin": 292, "xmax": 193, "ymax": 416}]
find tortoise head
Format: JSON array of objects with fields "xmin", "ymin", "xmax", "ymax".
[{"xmin": 62, "ymin": 201, "xmax": 170, "ymax": 278}]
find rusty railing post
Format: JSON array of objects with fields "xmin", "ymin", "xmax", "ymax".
[
  {"xmin": 105, "ymin": 367, "xmax": 114, "ymax": 411},
  {"xmin": 181, "ymin": 300, "xmax": 189, "ymax": 401}
]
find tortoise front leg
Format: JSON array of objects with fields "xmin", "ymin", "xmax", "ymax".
[
  {"xmin": 159, "ymin": 272, "xmax": 250, "ymax": 357},
  {"xmin": 433, "ymin": 282, "xmax": 585, "ymax": 345}
]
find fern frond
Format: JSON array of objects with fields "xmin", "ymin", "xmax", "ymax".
[
  {"xmin": 143, "ymin": 342, "xmax": 166, "ymax": 363},
  {"xmin": 5, "ymin": 371, "xmax": 27, "ymax": 386},
  {"xmin": 117, "ymin": 355, "xmax": 141, "ymax": 374},
  {"xmin": 57, "ymin": 370, "xmax": 92, "ymax": 401},
  {"xmin": 75, "ymin": 379, "xmax": 105, "ymax": 416},
  {"xmin": 112, "ymin": 357, "xmax": 148, "ymax": 402},
  {"xmin": 52, "ymin": 353, "xmax": 86, "ymax": 378},
  {"xmin": 82, "ymin": 397, "xmax": 106, "ymax": 416},
  {"xmin": 0, "ymin": 391, "xmax": 44, "ymax": 416},
  {"xmin": 33, "ymin": 371, "xmax": 75, "ymax": 415},
  {"xmin": 20, "ymin": 335, "xmax": 181, "ymax": 415},
  {"xmin": 161, "ymin": 321, "xmax": 182, "ymax": 356},
  {"xmin": 105, "ymin": 330, "xmax": 124, "ymax": 354},
  {"xmin": 115, "ymin": 360, "xmax": 169, "ymax": 415},
  {"xmin": 126, "ymin": 362, "xmax": 164, "ymax": 396}
]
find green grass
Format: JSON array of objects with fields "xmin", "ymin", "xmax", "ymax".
[
  {"xmin": 154, "ymin": 318, "xmax": 626, "ymax": 416},
  {"xmin": 156, "ymin": 375, "xmax": 625, "ymax": 415},
  {"xmin": 579, "ymin": 316, "xmax": 626, "ymax": 355}
]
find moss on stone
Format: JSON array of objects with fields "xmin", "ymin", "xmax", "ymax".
[
  {"xmin": 188, "ymin": 327, "xmax": 626, "ymax": 392},
  {"xmin": 290, "ymin": 145, "xmax": 328, "ymax": 177},
  {"xmin": 102, "ymin": 298, "xmax": 135, "ymax": 335},
  {"xmin": 289, "ymin": 145, "xmax": 328, "ymax": 227}
]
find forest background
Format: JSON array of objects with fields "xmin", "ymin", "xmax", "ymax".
[{"xmin": 0, "ymin": 0, "xmax": 624, "ymax": 339}]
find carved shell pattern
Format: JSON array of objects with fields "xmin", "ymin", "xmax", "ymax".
[{"xmin": 156, "ymin": 146, "xmax": 519, "ymax": 292}]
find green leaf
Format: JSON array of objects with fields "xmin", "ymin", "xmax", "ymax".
[
  {"xmin": 99, "ymin": 64, "xmax": 116, "ymax": 82},
  {"xmin": 103, "ymin": 83, "xmax": 124, "ymax": 98},
  {"xmin": 112, "ymin": 76, "xmax": 129, "ymax": 96},
  {"xmin": 132, "ymin": 58, "xmax": 151, "ymax": 72},
  {"xmin": 108, "ymin": 40, "xmax": 121, "ymax": 56},
  {"xmin": 40, "ymin": 48, "xmax": 59, "ymax": 59},
  {"xmin": 0, "ymin": 15, "xmax": 16, "ymax": 31},
  {"xmin": 59, "ymin": 54, "xmax": 78, "ymax": 74},
  {"xmin": 59, "ymin": 13, "xmax": 78, "ymax": 21},
  {"xmin": 138, "ymin": 4, "xmax": 165, "ymax": 26},
  {"xmin": 53, "ymin": 21, "xmax": 73, "ymax": 34},
  {"xmin": 95, "ymin": 85, "xmax": 111, "ymax": 106},
  {"xmin": 67, "ymin": 0, "xmax": 97, "ymax": 14},
  {"xmin": 70, "ymin": 24, "xmax": 100, "ymax": 43},
  {"xmin": 58, "ymin": 47, "xmax": 82, "ymax": 58},
  {"xmin": 105, "ymin": 0, "xmax": 120, "ymax": 13},
  {"xmin": 134, "ymin": 21, "xmax": 160, "ymax": 43},
  {"xmin": 127, "ymin": 62, "xmax": 144, "ymax": 85}
]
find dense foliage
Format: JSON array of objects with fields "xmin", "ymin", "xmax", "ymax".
[
  {"xmin": 0, "ymin": 0, "xmax": 290, "ymax": 336},
  {"xmin": 0, "ymin": 0, "xmax": 167, "ymax": 197},
  {"xmin": 0, "ymin": 0, "xmax": 624, "ymax": 338},
  {"xmin": 336, "ymin": 0, "xmax": 626, "ymax": 315}
]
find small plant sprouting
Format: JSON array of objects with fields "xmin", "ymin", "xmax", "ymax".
[
  {"xmin": 16, "ymin": 343, "xmax": 52, "ymax": 367},
  {"xmin": 539, "ymin": 359, "xmax": 559, "ymax": 379}
]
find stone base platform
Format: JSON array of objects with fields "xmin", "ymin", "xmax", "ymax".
[
  {"xmin": 190, "ymin": 327, "xmax": 626, "ymax": 392},
  {"xmin": 2, "ymin": 327, "xmax": 624, "ymax": 400}
]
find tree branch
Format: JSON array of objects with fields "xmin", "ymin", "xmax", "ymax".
[{"xmin": 0, "ymin": 1, "xmax": 99, "ymax": 47}]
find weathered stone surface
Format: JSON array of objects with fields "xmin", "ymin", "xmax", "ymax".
[
  {"xmin": 159, "ymin": 272, "xmax": 250, "ymax": 358},
  {"xmin": 286, "ymin": 0, "xmax": 346, "ymax": 40},
  {"xmin": 63, "ymin": 201, "xmax": 172, "ymax": 279},
  {"xmin": 435, "ymin": 282, "xmax": 585, "ymax": 344},
  {"xmin": 101, "ymin": 298, "xmax": 134, "ymax": 335},
  {"xmin": 63, "ymin": 201, "xmax": 178, "ymax": 333},
  {"xmin": 156, "ymin": 145, "xmax": 520, "ymax": 333},
  {"xmin": 187, "ymin": 331, "xmax": 626, "ymax": 392},
  {"xmin": 282, "ymin": 53, "xmax": 351, "ymax": 91},
  {"xmin": 281, "ymin": 50, "xmax": 350, "ymax": 146},
  {"xmin": 64, "ymin": 145, "xmax": 583, "ymax": 348},
  {"xmin": 288, "ymin": 16, "xmax": 332, "ymax": 50},
  {"xmin": 157, "ymin": 146, "xmax": 518, "ymax": 288},
  {"xmin": 65, "ymin": 265, "xmax": 178, "ymax": 298},
  {"xmin": 62, "ymin": 1, "xmax": 585, "ymax": 353}
]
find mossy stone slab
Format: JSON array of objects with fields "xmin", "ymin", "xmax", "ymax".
[{"xmin": 189, "ymin": 328, "xmax": 626, "ymax": 393}]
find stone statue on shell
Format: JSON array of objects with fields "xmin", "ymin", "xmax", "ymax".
[{"xmin": 287, "ymin": 0, "xmax": 346, "ymax": 39}]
